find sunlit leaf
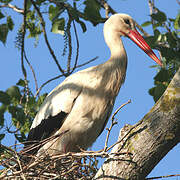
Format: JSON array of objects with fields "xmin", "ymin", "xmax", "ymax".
[
  {"xmin": 6, "ymin": 86, "xmax": 21, "ymax": 100},
  {"xmin": 174, "ymin": 13, "xmax": 180, "ymax": 30},
  {"xmin": 37, "ymin": 93, "xmax": 47, "ymax": 106},
  {"xmin": 141, "ymin": 21, "xmax": 152, "ymax": 27},
  {"xmin": 49, "ymin": 5, "xmax": 62, "ymax": 21},
  {"xmin": 51, "ymin": 18, "xmax": 65, "ymax": 35}
]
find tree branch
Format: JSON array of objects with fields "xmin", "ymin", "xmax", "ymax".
[
  {"xmin": 95, "ymin": 0, "xmax": 117, "ymax": 18},
  {"xmin": 0, "ymin": 3, "xmax": 24, "ymax": 14},
  {"xmin": 30, "ymin": 0, "xmax": 65, "ymax": 74},
  {"xmin": 104, "ymin": 100, "xmax": 131, "ymax": 152},
  {"xmin": 94, "ymin": 67, "xmax": 180, "ymax": 179}
]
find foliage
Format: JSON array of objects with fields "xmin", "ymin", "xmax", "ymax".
[
  {"xmin": 142, "ymin": 8, "xmax": 180, "ymax": 102},
  {"xmin": 0, "ymin": 79, "xmax": 47, "ymax": 143}
]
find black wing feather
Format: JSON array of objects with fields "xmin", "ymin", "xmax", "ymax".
[{"xmin": 25, "ymin": 111, "xmax": 67, "ymax": 154}]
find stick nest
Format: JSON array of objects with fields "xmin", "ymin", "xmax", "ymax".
[{"xmin": 0, "ymin": 143, "xmax": 99, "ymax": 180}]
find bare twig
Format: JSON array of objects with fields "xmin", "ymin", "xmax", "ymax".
[
  {"xmin": 15, "ymin": 152, "xmax": 26, "ymax": 180},
  {"xmin": 76, "ymin": 56, "xmax": 98, "ymax": 69},
  {"xmin": 135, "ymin": 21, "xmax": 150, "ymax": 37},
  {"xmin": 148, "ymin": 0, "xmax": 157, "ymax": 28},
  {"xmin": 35, "ymin": 74, "xmax": 64, "ymax": 97},
  {"xmin": 105, "ymin": 118, "xmax": 144, "ymax": 152},
  {"xmin": 146, "ymin": 174, "xmax": 180, "ymax": 179},
  {"xmin": 0, "ymin": 3, "xmax": 24, "ymax": 14},
  {"xmin": 35, "ymin": 56, "xmax": 98, "ymax": 97},
  {"xmin": 95, "ymin": 0, "xmax": 117, "ymax": 18},
  {"xmin": 104, "ymin": 100, "xmax": 131, "ymax": 152},
  {"xmin": 30, "ymin": 0, "xmax": 65, "ymax": 74},
  {"xmin": 24, "ymin": 51, "xmax": 39, "ymax": 93}
]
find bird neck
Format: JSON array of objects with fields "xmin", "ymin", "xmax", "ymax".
[
  {"xmin": 110, "ymin": 36, "xmax": 127, "ymax": 61},
  {"xmin": 104, "ymin": 27, "xmax": 127, "ymax": 61},
  {"xmin": 99, "ymin": 36, "xmax": 127, "ymax": 97},
  {"xmin": 104, "ymin": 33, "xmax": 127, "ymax": 70}
]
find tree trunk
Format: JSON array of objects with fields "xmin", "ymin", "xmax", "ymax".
[{"xmin": 94, "ymin": 67, "xmax": 180, "ymax": 180}]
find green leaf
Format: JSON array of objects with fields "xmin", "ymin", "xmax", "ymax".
[
  {"xmin": 153, "ymin": 22, "xmax": 162, "ymax": 29},
  {"xmin": 68, "ymin": 6, "xmax": 79, "ymax": 21},
  {"xmin": 26, "ymin": 0, "xmax": 32, "ymax": 9},
  {"xmin": 27, "ymin": 22, "xmax": 42, "ymax": 38},
  {"xmin": 154, "ymin": 69, "xmax": 170, "ymax": 82},
  {"xmin": 6, "ymin": 86, "xmax": 21, "ymax": 100},
  {"xmin": 8, "ymin": 106, "xmax": 26, "ymax": 126},
  {"xmin": 0, "ymin": 105, "xmax": 6, "ymax": 126},
  {"xmin": 166, "ymin": 32, "xmax": 177, "ymax": 48},
  {"xmin": 49, "ymin": 5, "xmax": 61, "ymax": 21},
  {"xmin": 37, "ymin": 93, "xmax": 47, "ymax": 106},
  {"xmin": 141, "ymin": 21, "xmax": 152, "ymax": 27},
  {"xmin": 76, "ymin": 19, "xmax": 87, "ymax": 32},
  {"xmin": 169, "ymin": 18, "xmax": 175, "ymax": 22},
  {"xmin": 160, "ymin": 47, "xmax": 176, "ymax": 61},
  {"xmin": 0, "ymin": 91, "xmax": 11, "ymax": 105},
  {"xmin": 16, "ymin": 79, "xmax": 26, "ymax": 87},
  {"xmin": 7, "ymin": 16, "xmax": 14, "ymax": 31},
  {"xmin": 144, "ymin": 36, "xmax": 156, "ymax": 49},
  {"xmin": 83, "ymin": 0, "xmax": 102, "ymax": 26},
  {"xmin": 149, "ymin": 83, "xmax": 167, "ymax": 102},
  {"xmin": 151, "ymin": 9, "xmax": 167, "ymax": 23},
  {"xmin": 0, "ymin": 0, "xmax": 13, "ymax": 3},
  {"xmin": 51, "ymin": 18, "xmax": 65, "ymax": 35},
  {"xmin": 0, "ymin": 12, "xmax": 5, "ymax": 19},
  {"xmin": 174, "ymin": 13, "xmax": 180, "ymax": 30},
  {"xmin": 0, "ymin": 134, "xmax": 5, "ymax": 141},
  {"xmin": 0, "ymin": 24, "xmax": 8, "ymax": 44}
]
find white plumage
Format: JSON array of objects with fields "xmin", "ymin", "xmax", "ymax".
[{"xmin": 26, "ymin": 14, "xmax": 162, "ymax": 155}]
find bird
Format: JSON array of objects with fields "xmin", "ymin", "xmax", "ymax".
[{"xmin": 25, "ymin": 13, "xmax": 162, "ymax": 156}]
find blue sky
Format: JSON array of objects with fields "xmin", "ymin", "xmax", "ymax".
[{"xmin": 0, "ymin": 0, "xmax": 180, "ymax": 178}]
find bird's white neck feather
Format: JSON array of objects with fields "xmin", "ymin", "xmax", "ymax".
[{"xmin": 99, "ymin": 28, "xmax": 128, "ymax": 97}]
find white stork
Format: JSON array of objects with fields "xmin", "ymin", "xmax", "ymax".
[{"xmin": 26, "ymin": 14, "xmax": 162, "ymax": 155}]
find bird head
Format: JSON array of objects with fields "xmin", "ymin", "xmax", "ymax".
[{"xmin": 103, "ymin": 13, "xmax": 162, "ymax": 66}]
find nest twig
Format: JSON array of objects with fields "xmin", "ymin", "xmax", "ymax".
[{"xmin": 0, "ymin": 144, "xmax": 99, "ymax": 179}]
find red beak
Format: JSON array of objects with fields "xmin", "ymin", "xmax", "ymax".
[{"xmin": 127, "ymin": 29, "xmax": 162, "ymax": 66}]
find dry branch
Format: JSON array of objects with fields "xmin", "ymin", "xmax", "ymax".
[{"xmin": 94, "ymin": 67, "xmax": 180, "ymax": 179}]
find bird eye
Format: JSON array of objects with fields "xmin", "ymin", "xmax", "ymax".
[{"xmin": 124, "ymin": 19, "xmax": 130, "ymax": 25}]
